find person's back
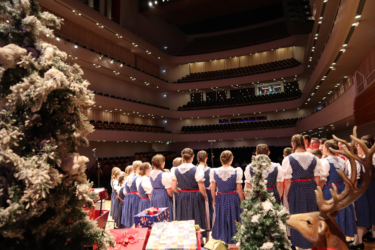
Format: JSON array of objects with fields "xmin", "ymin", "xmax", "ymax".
[{"xmin": 210, "ymin": 150, "xmax": 244, "ymax": 244}]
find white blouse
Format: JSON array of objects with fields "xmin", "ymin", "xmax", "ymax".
[
  {"xmin": 244, "ymin": 162, "xmax": 284, "ymax": 184},
  {"xmin": 346, "ymin": 160, "xmax": 362, "ymax": 180},
  {"xmin": 111, "ymin": 179, "xmax": 118, "ymax": 189},
  {"xmin": 126, "ymin": 173, "xmax": 138, "ymax": 188},
  {"xmin": 282, "ymin": 152, "xmax": 322, "ymax": 179},
  {"xmin": 320, "ymin": 156, "xmax": 346, "ymax": 181},
  {"xmin": 171, "ymin": 163, "xmax": 205, "ymax": 182},
  {"xmin": 210, "ymin": 166, "xmax": 243, "ymax": 183},
  {"xmin": 137, "ymin": 175, "xmax": 153, "ymax": 194},
  {"xmin": 149, "ymin": 169, "xmax": 172, "ymax": 189}
]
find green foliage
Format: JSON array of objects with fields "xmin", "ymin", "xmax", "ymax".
[
  {"xmin": 232, "ymin": 155, "xmax": 291, "ymax": 250},
  {"xmin": 0, "ymin": 0, "xmax": 115, "ymax": 249}
]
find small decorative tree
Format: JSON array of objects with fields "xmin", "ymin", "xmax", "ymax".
[
  {"xmin": 233, "ymin": 155, "xmax": 291, "ymax": 250},
  {"xmin": 0, "ymin": 0, "xmax": 115, "ymax": 249}
]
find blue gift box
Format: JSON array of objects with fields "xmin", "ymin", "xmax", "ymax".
[{"xmin": 134, "ymin": 207, "xmax": 170, "ymax": 229}]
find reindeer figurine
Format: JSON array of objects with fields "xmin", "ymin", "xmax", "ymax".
[{"xmin": 286, "ymin": 127, "xmax": 375, "ymax": 250}]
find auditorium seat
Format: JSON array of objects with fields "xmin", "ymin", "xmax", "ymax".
[
  {"xmin": 93, "ymin": 91, "xmax": 170, "ymax": 110},
  {"xmin": 175, "ymin": 22, "xmax": 289, "ymax": 56},
  {"xmin": 91, "ymin": 120, "xmax": 171, "ymax": 133},
  {"xmin": 181, "ymin": 118, "xmax": 299, "ymax": 134},
  {"xmin": 178, "ymin": 88, "xmax": 301, "ymax": 111},
  {"xmin": 176, "ymin": 59, "xmax": 301, "ymax": 83}
]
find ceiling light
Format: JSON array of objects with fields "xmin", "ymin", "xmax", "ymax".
[
  {"xmin": 352, "ymin": 22, "xmax": 359, "ymax": 27},
  {"xmin": 148, "ymin": 1, "xmax": 152, "ymax": 6},
  {"xmin": 56, "ymin": 36, "xmax": 60, "ymax": 41},
  {"xmin": 343, "ymin": 44, "xmax": 347, "ymax": 47},
  {"xmin": 355, "ymin": 15, "xmax": 361, "ymax": 19},
  {"xmin": 74, "ymin": 43, "xmax": 78, "ymax": 48},
  {"xmin": 318, "ymin": 21, "xmax": 322, "ymax": 24}
]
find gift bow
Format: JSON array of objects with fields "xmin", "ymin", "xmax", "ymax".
[{"xmin": 145, "ymin": 207, "xmax": 159, "ymax": 215}]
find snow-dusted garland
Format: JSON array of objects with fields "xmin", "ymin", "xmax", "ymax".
[
  {"xmin": 233, "ymin": 155, "xmax": 291, "ymax": 250},
  {"xmin": 0, "ymin": 0, "xmax": 114, "ymax": 249}
]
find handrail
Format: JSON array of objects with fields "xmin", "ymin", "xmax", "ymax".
[{"xmin": 356, "ymin": 69, "xmax": 375, "ymax": 95}]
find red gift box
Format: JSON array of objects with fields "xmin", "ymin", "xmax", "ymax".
[
  {"xmin": 108, "ymin": 228, "xmax": 150, "ymax": 250},
  {"xmin": 84, "ymin": 207, "xmax": 109, "ymax": 229}
]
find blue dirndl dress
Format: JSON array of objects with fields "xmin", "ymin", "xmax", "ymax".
[
  {"xmin": 171, "ymin": 167, "xmax": 181, "ymax": 221},
  {"xmin": 211, "ymin": 167, "xmax": 242, "ymax": 244},
  {"xmin": 322, "ymin": 158, "xmax": 356, "ymax": 237},
  {"xmin": 110, "ymin": 179, "xmax": 117, "ymax": 216},
  {"xmin": 203, "ymin": 166, "xmax": 214, "ymax": 229},
  {"xmin": 354, "ymin": 162, "xmax": 371, "ymax": 228},
  {"xmin": 115, "ymin": 187, "xmax": 125, "ymax": 228},
  {"xmin": 250, "ymin": 165, "xmax": 281, "ymax": 204},
  {"xmin": 288, "ymin": 155, "xmax": 319, "ymax": 249},
  {"xmin": 150, "ymin": 172, "xmax": 173, "ymax": 220},
  {"xmin": 138, "ymin": 179, "xmax": 151, "ymax": 213},
  {"xmin": 121, "ymin": 183, "xmax": 131, "ymax": 227},
  {"xmin": 175, "ymin": 165, "xmax": 206, "ymax": 231},
  {"xmin": 366, "ymin": 164, "xmax": 375, "ymax": 226},
  {"xmin": 112, "ymin": 188, "xmax": 119, "ymax": 224}
]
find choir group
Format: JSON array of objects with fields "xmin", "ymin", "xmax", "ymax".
[{"xmin": 109, "ymin": 134, "xmax": 375, "ymax": 250}]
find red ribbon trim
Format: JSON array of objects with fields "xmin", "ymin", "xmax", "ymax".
[
  {"xmin": 327, "ymin": 182, "xmax": 343, "ymax": 185},
  {"xmin": 312, "ymin": 247, "xmax": 338, "ymax": 250},
  {"xmin": 140, "ymin": 197, "xmax": 149, "ymax": 200},
  {"xmin": 180, "ymin": 189, "xmax": 199, "ymax": 193},
  {"xmin": 293, "ymin": 178, "xmax": 314, "ymax": 182},
  {"xmin": 128, "ymin": 191, "xmax": 138, "ymax": 194},
  {"xmin": 217, "ymin": 190, "xmax": 238, "ymax": 195},
  {"xmin": 267, "ymin": 186, "xmax": 276, "ymax": 189}
]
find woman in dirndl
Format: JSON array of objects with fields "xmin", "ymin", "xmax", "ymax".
[
  {"xmin": 196, "ymin": 150, "xmax": 213, "ymax": 229},
  {"xmin": 114, "ymin": 175, "xmax": 125, "ymax": 228},
  {"xmin": 210, "ymin": 150, "xmax": 244, "ymax": 244},
  {"xmin": 137, "ymin": 162, "xmax": 152, "ymax": 213},
  {"xmin": 110, "ymin": 167, "xmax": 121, "ymax": 217},
  {"xmin": 320, "ymin": 140, "xmax": 356, "ymax": 238},
  {"xmin": 171, "ymin": 148, "xmax": 207, "ymax": 232},
  {"xmin": 123, "ymin": 161, "xmax": 142, "ymax": 228},
  {"xmin": 283, "ymin": 134, "xmax": 322, "ymax": 250},
  {"xmin": 245, "ymin": 144, "xmax": 284, "ymax": 204},
  {"xmin": 150, "ymin": 154, "xmax": 173, "ymax": 220},
  {"xmin": 120, "ymin": 165, "xmax": 133, "ymax": 228}
]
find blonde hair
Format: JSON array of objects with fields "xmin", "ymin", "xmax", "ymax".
[
  {"xmin": 181, "ymin": 148, "xmax": 194, "ymax": 162},
  {"xmin": 256, "ymin": 144, "xmax": 269, "ymax": 155},
  {"xmin": 124, "ymin": 165, "xmax": 133, "ymax": 178},
  {"xmin": 164, "ymin": 169, "xmax": 170, "ymax": 173},
  {"xmin": 291, "ymin": 134, "xmax": 306, "ymax": 153},
  {"xmin": 132, "ymin": 160, "xmax": 142, "ymax": 173},
  {"xmin": 139, "ymin": 162, "xmax": 151, "ymax": 176},
  {"xmin": 173, "ymin": 157, "xmax": 183, "ymax": 167},
  {"xmin": 111, "ymin": 167, "xmax": 121, "ymax": 180},
  {"xmin": 220, "ymin": 150, "xmax": 233, "ymax": 165},
  {"xmin": 152, "ymin": 154, "xmax": 165, "ymax": 172},
  {"xmin": 196, "ymin": 150, "xmax": 208, "ymax": 164}
]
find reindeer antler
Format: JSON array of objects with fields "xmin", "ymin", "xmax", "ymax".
[{"xmin": 315, "ymin": 126, "xmax": 375, "ymax": 219}]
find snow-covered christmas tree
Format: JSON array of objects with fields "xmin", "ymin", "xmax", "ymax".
[
  {"xmin": 0, "ymin": 0, "xmax": 115, "ymax": 249},
  {"xmin": 233, "ymin": 155, "xmax": 291, "ymax": 250}
]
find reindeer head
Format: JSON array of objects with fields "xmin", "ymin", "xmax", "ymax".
[{"xmin": 286, "ymin": 127, "xmax": 375, "ymax": 249}]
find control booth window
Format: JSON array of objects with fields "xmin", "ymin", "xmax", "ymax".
[
  {"xmin": 258, "ymin": 84, "xmax": 281, "ymax": 95},
  {"xmin": 190, "ymin": 93, "xmax": 203, "ymax": 103}
]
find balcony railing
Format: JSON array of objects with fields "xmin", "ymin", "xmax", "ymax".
[{"xmin": 356, "ymin": 69, "xmax": 375, "ymax": 95}]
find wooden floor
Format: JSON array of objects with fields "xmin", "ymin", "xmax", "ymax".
[{"xmin": 104, "ymin": 200, "xmax": 375, "ymax": 249}]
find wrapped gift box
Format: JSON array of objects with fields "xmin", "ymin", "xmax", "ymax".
[
  {"xmin": 146, "ymin": 220, "xmax": 197, "ymax": 250},
  {"xmin": 134, "ymin": 207, "xmax": 170, "ymax": 229},
  {"xmin": 108, "ymin": 228, "xmax": 150, "ymax": 250}
]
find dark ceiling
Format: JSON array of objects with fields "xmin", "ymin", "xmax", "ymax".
[{"xmin": 140, "ymin": 0, "xmax": 284, "ymax": 35}]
